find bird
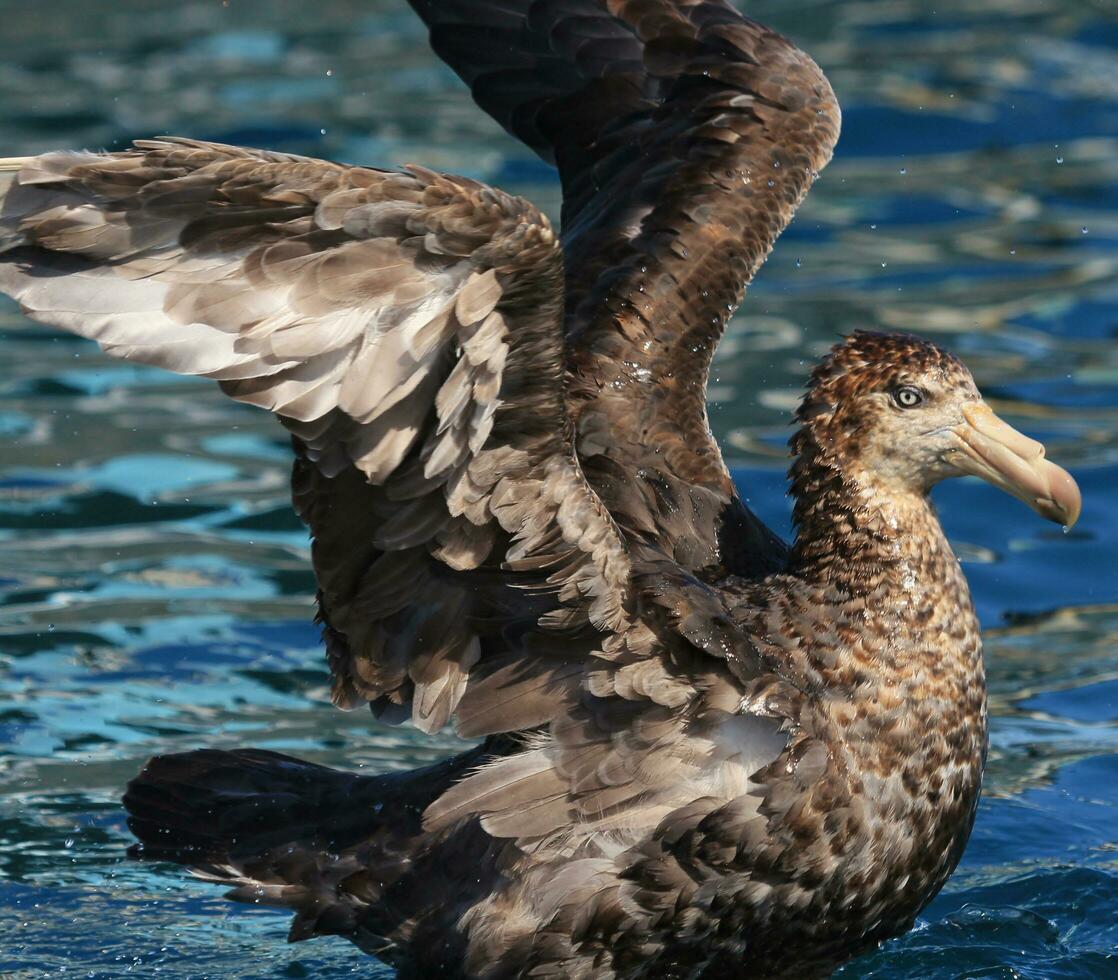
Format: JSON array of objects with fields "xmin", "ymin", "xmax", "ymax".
[{"xmin": 0, "ymin": 0, "xmax": 1082, "ymax": 977}]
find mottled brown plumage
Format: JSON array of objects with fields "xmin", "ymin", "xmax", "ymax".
[{"xmin": 0, "ymin": 2, "xmax": 1081, "ymax": 978}]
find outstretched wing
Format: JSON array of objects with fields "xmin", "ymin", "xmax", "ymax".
[
  {"xmin": 3, "ymin": 0, "xmax": 841, "ymax": 871},
  {"xmin": 0, "ymin": 139, "xmax": 630, "ymax": 732},
  {"xmin": 410, "ymin": 0, "xmax": 841, "ymax": 577}
]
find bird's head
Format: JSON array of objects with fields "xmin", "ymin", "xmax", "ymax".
[{"xmin": 794, "ymin": 331, "xmax": 1080, "ymax": 527}]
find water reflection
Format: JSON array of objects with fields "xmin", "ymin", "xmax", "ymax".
[{"xmin": 0, "ymin": 0, "xmax": 1115, "ymax": 977}]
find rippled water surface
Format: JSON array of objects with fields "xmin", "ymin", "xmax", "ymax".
[{"xmin": 1, "ymin": 0, "xmax": 1116, "ymax": 977}]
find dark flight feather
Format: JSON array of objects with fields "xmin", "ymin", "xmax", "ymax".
[{"xmin": 409, "ymin": 0, "xmax": 840, "ymax": 579}]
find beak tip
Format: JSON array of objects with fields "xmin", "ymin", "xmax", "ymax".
[
  {"xmin": 1063, "ymin": 502, "xmax": 1082, "ymax": 530},
  {"xmin": 1045, "ymin": 468, "xmax": 1082, "ymax": 529},
  {"xmin": 1062, "ymin": 502, "xmax": 1081, "ymax": 531},
  {"xmin": 1037, "ymin": 499, "xmax": 1079, "ymax": 529}
]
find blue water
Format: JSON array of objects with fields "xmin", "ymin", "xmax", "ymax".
[{"xmin": 1, "ymin": 0, "xmax": 1116, "ymax": 977}]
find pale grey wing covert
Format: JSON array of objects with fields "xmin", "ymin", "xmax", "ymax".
[{"xmin": 0, "ymin": 139, "xmax": 630, "ymax": 735}]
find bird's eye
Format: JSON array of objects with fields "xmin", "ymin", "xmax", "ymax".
[{"xmin": 893, "ymin": 385, "xmax": 925, "ymax": 408}]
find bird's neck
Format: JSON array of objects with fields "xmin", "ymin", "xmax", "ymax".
[
  {"xmin": 787, "ymin": 427, "xmax": 947, "ymax": 589},
  {"xmin": 782, "ymin": 425, "xmax": 985, "ymax": 702},
  {"xmin": 781, "ymin": 424, "xmax": 986, "ymax": 778}
]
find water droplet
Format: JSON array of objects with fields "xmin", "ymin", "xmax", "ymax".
[
  {"xmin": 1056, "ymin": 156, "xmax": 1064, "ymax": 164},
  {"xmin": 870, "ymin": 223, "xmax": 877, "ymax": 231},
  {"xmin": 1010, "ymin": 248, "xmax": 1017, "ymax": 255},
  {"xmin": 320, "ymin": 128, "xmax": 327, "ymax": 136},
  {"xmin": 881, "ymin": 261, "xmax": 888, "ymax": 268},
  {"xmin": 899, "ymin": 167, "xmax": 907, "ymax": 175},
  {"xmin": 767, "ymin": 179, "xmax": 775, "ymax": 187},
  {"xmin": 773, "ymin": 160, "xmax": 781, "ymax": 169},
  {"xmin": 1081, "ymin": 226, "xmax": 1089, "ymax": 235},
  {"xmin": 64, "ymin": 837, "xmax": 75, "ymax": 849},
  {"xmin": 795, "ymin": 259, "xmax": 802, "ymax": 268},
  {"xmin": 325, "ymin": 69, "xmax": 334, "ymax": 77},
  {"xmin": 47, "ymin": 623, "xmax": 55, "ymax": 632}
]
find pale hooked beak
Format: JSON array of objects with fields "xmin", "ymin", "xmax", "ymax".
[{"xmin": 950, "ymin": 402, "xmax": 1081, "ymax": 527}]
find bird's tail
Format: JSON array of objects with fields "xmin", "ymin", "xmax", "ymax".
[
  {"xmin": 123, "ymin": 747, "xmax": 432, "ymax": 945},
  {"xmin": 122, "ymin": 740, "xmax": 515, "ymax": 952},
  {"xmin": 124, "ymin": 748, "xmax": 399, "ymax": 942}
]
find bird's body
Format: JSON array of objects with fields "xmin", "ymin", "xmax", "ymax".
[{"xmin": 0, "ymin": 1, "xmax": 1080, "ymax": 977}]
